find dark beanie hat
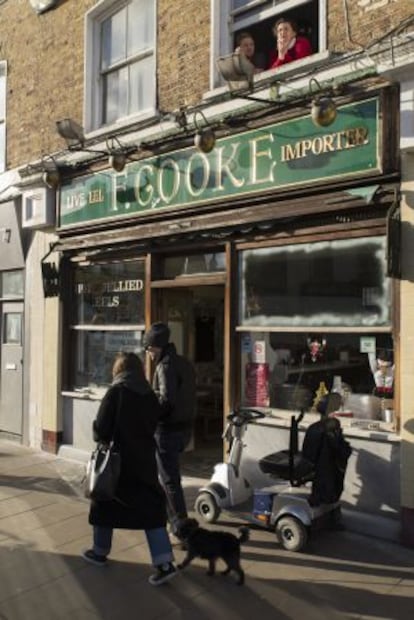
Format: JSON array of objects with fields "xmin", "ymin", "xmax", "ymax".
[{"xmin": 143, "ymin": 322, "xmax": 170, "ymax": 349}]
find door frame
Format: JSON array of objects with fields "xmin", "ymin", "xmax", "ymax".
[{"xmin": 145, "ymin": 243, "xmax": 235, "ymax": 451}]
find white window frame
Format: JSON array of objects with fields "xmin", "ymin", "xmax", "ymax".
[
  {"xmin": 84, "ymin": 0, "xmax": 157, "ymax": 137},
  {"xmin": 210, "ymin": 0, "xmax": 327, "ymax": 90},
  {"xmin": 0, "ymin": 61, "xmax": 7, "ymax": 174}
]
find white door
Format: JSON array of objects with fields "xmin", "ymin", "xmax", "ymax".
[{"xmin": 0, "ymin": 302, "xmax": 23, "ymax": 435}]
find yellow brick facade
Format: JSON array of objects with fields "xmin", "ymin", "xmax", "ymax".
[{"xmin": 1, "ymin": 0, "xmax": 414, "ymax": 542}]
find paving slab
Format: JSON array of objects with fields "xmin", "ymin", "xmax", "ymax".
[{"xmin": 1, "ymin": 439, "xmax": 414, "ymax": 620}]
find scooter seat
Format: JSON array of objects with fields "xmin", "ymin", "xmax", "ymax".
[{"xmin": 259, "ymin": 450, "xmax": 315, "ymax": 484}]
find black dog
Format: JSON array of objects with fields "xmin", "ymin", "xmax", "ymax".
[{"xmin": 176, "ymin": 518, "xmax": 249, "ymax": 585}]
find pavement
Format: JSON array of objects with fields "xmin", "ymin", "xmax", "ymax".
[{"xmin": 0, "ymin": 439, "xmax": 413, "ymax": 620}]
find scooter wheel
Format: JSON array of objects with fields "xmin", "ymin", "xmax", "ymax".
[
  {"xmin": 275, "ymin": 516, "xmax": 308, "ymax": 552},
  {"xmin": 195, "ymin": 493, "xmax": 220, "ymax": 523}
]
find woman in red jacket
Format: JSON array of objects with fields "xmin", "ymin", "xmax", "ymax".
[{"xmin": 268, "ymin": 17, "xmax": 312, "ymax": 69}]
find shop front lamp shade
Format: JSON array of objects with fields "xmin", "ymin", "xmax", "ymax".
[
  {"xmin": 108, "ymin": 151, "xmax": 127, "ymax": 172},
  {"xmin": 216, "ymin": 52, "xmax": 255, "ymax": 92},
  {"xmin": 193, "ymin": 110, "xmax": 216, "ymax": 154},
  {"xmin": 41, "ymin": 155, "xmax": 60, "ymax": 189},
  {"xmin": 56, "ymin": 118, "xmax": 85, "ymax": 148},
  {"xmin": 311, "ymin": 96, "xmax": 337, "ymax": 127},
  {"xmin": 106, "ymin": 137, "xmax": 129, "ymax": 172},
  {"xmin": 42, "ymin": 168, "xmax": 61, "ymax": 189},
  {"xmin": 309, "ymin": 78, "xmax": 337, "ymax": 127}
]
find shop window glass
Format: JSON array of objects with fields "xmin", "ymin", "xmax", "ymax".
[
  {"xmin": 238, "ymin": 236, "xmax": 395, "ymax": 424},
  {"xmin": 161, "ymin": 252, "xmax": 226, "ymax": 279},
  {"xmin": 70, "ymin": 259, "xmax": 145, "ymax": 389},
  {"xmin": 85, "ymin": 0, "xmax": 155, "ymax": 131},
  {"xmin": 239, "ymin": 237, "xmax": 390, "ymax": 327}
]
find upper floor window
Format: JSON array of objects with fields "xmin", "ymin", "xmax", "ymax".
[
  {"xmin": 0, "ymin": 61, "xmax": 6, "ymax": 173},
  {"xmin": 212, "ymin": 0, "xmax": 326, "ymax": 87},
  {"xmin": 85, "ymin": 0, "xmax": 156, "ymax": 133}
]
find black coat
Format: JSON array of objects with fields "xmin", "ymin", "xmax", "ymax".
[
  {"xmin": 88, "ymin": 379, "xmax": 167, "ymax": 530},
  {"xmin": 153, "ymin": 343, "xmax": 196, "ymax": 432}
]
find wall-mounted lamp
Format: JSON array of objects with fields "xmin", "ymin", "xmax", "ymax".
[
  {"xmin": 216, "ymin": 53, "xmax": 285, "ymax": 105},
  {"xmin": 193, "ymin": 110, "xmax": 216, "ymax": 153},
  {"xmin": 55, "ymin": 119, "xmax": 133, "ymax": 172},
  {"xmin": 216, "ymin": 56, "xmax": 339, "ymax": 127},
  {"xmin": 216, "ymin": 53, "xmax": 255, "ymax": 92},
  {"xmin": 41, "ymin": 242, "xmax": 60, "ymax": 298},
  {"xmin": 56, "ymin": 118, "xmax": 85, "ymax": 149},
  {"xmin": 106, "ymin": 137, "xmax": 128, "ymax": 172},
  {"xmin": 309, "ymin": 78, "xmax": 337, "ymax": 127},
  {"xmin": 41, "ymin": 154, "xmax": 61, "ymax": 189}
]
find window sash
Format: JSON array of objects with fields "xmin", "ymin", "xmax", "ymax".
[
  {"xmin": 229, "ymin": 0, "xmax": 314, "ymax": 32},
  {"xmin": 85, "ymin": 0, "xmax": 155, "ymax": 130}
]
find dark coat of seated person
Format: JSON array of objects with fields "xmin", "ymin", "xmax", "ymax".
[{"xmin": 268, "ymin": 17, "xmax": 312, "ymax": 69}]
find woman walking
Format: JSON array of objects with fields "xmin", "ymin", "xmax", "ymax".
[{"xmin": 82, "ymin": 351, "xmax": 178, "ymax": 586}]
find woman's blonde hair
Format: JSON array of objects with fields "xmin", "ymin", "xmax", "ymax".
[{"xmin": 112, "ymin": 352, "xmax": 145, "ymax": 379}]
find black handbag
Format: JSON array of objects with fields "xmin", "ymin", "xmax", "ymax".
[{"xmin": 84, "ymin": 389, "xmax": 122, "ymax": 502}]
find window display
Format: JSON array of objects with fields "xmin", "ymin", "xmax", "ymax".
[
  {"xmin": 238, "ymin": 236, "xmax": 394, "ymax": 424},
  {"xmin": 70, "ymin": 259, "xmax": 145, "ymax": 389}
]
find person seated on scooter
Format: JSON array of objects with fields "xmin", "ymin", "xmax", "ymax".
[{"xmin": 302, "ymin": 405, "xmax": 352, "ymax": 507}]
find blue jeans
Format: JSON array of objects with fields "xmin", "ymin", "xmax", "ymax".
[
  {"xmin": 93, "ymin": 526, "xmax": 173, "ymax": 567},
  {"xmin": 155, "ymin": 429, "xmax": 191, "ymax": 522}
]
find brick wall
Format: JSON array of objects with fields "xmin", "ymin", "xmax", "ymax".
[
  {"xmin": 157, "ymin": 0, "xmax": 210, "ymax": 111},
  {"xmin": 328, "ymin": 0, "xmax": 413, "ymax": 53},
  {"xmin": 0, "ymin": 0, "xmax": 412, "ymax": 169},
  {"xmin": 0, "ymin": 0, "xmax": 95, "ymax": 169}
]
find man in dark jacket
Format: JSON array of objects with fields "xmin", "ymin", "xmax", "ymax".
[{"xmin": 143, "ymin": 322, "xmax": 196, "ymax": 534}]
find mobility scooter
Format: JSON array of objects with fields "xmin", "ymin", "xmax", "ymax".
[{"xmin": 195, "ymin": 405, "xmax": 351, "ymax": 552}]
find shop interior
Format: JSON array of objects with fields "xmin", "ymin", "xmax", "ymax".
[{"xmin": 160, "ymin": 285, "xmax": 225, "ymax": 463}]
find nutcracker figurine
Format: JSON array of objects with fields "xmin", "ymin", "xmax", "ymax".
[
  {"xmin": 368, "ymin": 349, "xmax": 394, "ymax": 398},
  {"xmin": 307, "ymin": 335, "xmax": 327, "ymax": 363}
]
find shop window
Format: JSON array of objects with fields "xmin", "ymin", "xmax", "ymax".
[
  {"xmin": 159, "ymin": 252, "xmax": 226, "ymax": 279},
  {"xmin": 69, "ymin": 259, "xmax": 145, "ymax": 389},
  {"xmin": 240, "ymin": 237, "xmax": 390, "ymax": 327},
  {"xmin": 212, "ymin": 0, "xmax": 326, "ymax": 85},
  {"xmin": 85, "ymin": 0, "xmax": 156, "ymax": 132},
  {"xmin": 238, "ymin": 236, "xmax": 395, "ymax": 425},
  {"xmin": 0, "ymin": 61, "xmax": 6, "ymax": 173},
  {"xmin": 1, "ymin": 271, "xmax": 24, "ymax": 299}
]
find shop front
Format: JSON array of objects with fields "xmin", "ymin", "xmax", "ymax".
[{"xmin": 55, "ymin": 83, "xmax": 403, "ymax": 533}]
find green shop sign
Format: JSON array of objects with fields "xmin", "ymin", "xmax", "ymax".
[{"xmin": 59, "ymin": 97, "xmax": 380, "ymax": 229}]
